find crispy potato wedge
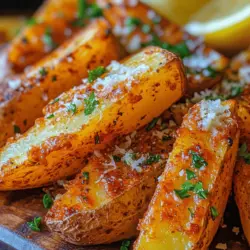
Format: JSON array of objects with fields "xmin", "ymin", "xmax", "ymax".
[
  {"xmin": 135, "ymin": 99, "xmax": 239, "ymax": 250},
  {"xmin": 97, "ymin": 0, "xmax": 229, "ymax": 94},
  {"xmin": 0, "ymin": 47, "xmax": 186, "ymax": 190},
  {"xmin": 45, "ymin": 117, "xmax": 178, "ymax": 245},
  {"xmin": 0, "ymin": 19, "xmax": 121, "ymax": 147},
  {"xmin": 2, "ymin": 0, "xmax": 102, "ymax": 76},
  {"xmin": 234, "ymin": 146, "xmax": 250, "ymax": 245}
]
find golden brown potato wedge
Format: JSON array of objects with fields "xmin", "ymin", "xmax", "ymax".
[
  {"xmin": 45, "ymin": 116, "xmax": 177, "ymax": 245},
  {"xmin": 0, "ymin": 47, "xmax": 186, "ymax": 190},
  {"xmin": 135, "ymin": 99, "xmax": 239, "ymax": 250},
  {"xmin": 0, "ymin": 19, "xmax": 121, "ymax": 147},
  {"xmin": 97, "ymin": 0, "xmax": 229, "ymax": 94},
  {"xmin": 234, "ymin": 145, "xmax": 250, "ymax": 245},
  {"xmin": 1, "ymin": 0, "xmax": 103, "ymax": 76}
]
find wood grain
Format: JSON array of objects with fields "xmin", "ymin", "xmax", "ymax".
[{"xmin": 0, "ymin": 189, "xmax": 248, "ymax": 250}]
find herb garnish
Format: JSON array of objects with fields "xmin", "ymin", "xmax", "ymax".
[
  {"xmin": 88, "ymin": 66, "xmax": 106, "ymax": 83},
  {"xmin": 239, "ymin": 143, "xmax": 250, "ymax": 164},
  {"xmin": 84, "ymin": 92, "xmax": 99, "ymax": 115},
  {"xmin": 193, "ymin": 181, "xmax": 208, "ymax": 199},
  {"xmin": 51, "ymin": 75, "xmax": 57, "ymax": 82},
  {"xmin": 13, "ymin": 125, "xmax": 21, "ymax": 134},
  {"xmin": 51, "ymin": 98, "xmax": 59, "ymax": 104},
  {"xmin": 27, "ymin": 217, "xmax": 42, "ymax": 232},
  {"xmin": 188, "ymin": 207, "xmax": 195, "ymax": 218},
  {"xmin": 186, "ymin": 169, "xmax": 196, "ymax": 180},
  {"xmin": 43, "ymin": 193, "xmax": 53, "ymax": 209},
  {"xmin": 205, "ymin": 66, "xmax": 218, "ymax": 78},
  {"xmin": 231, "ymin": 86, "xmax": 243, "ymax": 97},
  {"xmin": 144, "ymin": 154, "xmax": 161, "ymax": 165},
  {"xmin": 189, "ymin": 150, "xmax": 208, "ymax": 169},
  {"xmin": 67, "ymin": 103, "xmax": 77, "ymax": 114},
  {"xmin": 113, "ymin": 155, "xmax": 121, "ymax": 162},
  {"xmin": 26, "ymin": 17, "xmax": 37, "ymax": 26},
  {"xmin": 210, "ymin": 206, "xmax": 219, "ymax": 220},
  {"xmin": 125, "ymin": 17, "xmax": 141, "ymax": 27},
  {"xmin": 43, "ymin": 27, "xmax": 57, "ymax": 49},
  {"xmin": 120, "ymin": 240, "xmax": 131, "ymax": 250},
  {"xmin": 39, "ymin": 67, "xmax": 48, "ymax": 77},
  {"xmin": 146, "ymin": 117, "xmax": 159, "ymax": 131},
  {"xmin": 46, "ymin": 114, "xmax": 55, "ymax": 119},
  {"xmin": 82, "ymin": 172, "xmax": 89, "ymax": 182}
]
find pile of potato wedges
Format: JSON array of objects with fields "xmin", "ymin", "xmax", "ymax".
[{"xmin": 0, "ymin": 0, "xmax": 250, "ymax": 249}]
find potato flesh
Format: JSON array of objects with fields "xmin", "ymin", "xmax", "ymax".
[
  {"xmin": 135, "ymin": 100, "xmax": 239, "ymax": 250},
  {"xmin": 0, "ymin": 47, "xmax": 186, "ymax": 190},
  {"xmin": 0, "ymin": 19, "xmax": 121, "ymax": 147}
]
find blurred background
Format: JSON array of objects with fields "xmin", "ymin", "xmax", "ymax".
[{"xmin": 0, "ymin": 0, "xmax": 250, "ymax": 55}]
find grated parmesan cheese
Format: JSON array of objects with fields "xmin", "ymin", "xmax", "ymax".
[
  {"xmin": 8, "ymin": 79, "xmax": 21, "ymax": 90},
  {"xmin": 199, "ymin": 99, "xmax": 230, "ymax": 131},
  {"xmin": 92, "ymin": 60, "xmax": 149, "ymax": 95},
  {"xmin": 239, "ymin": 66, "xmax": 250, "ymax": 83},
  {"xmin": 122, "ymin": 150, "xmax": 145, "ymax": 172},
  {"xmin": 126, "ymin": 35, "xmax": 142, "ymax": 53}
]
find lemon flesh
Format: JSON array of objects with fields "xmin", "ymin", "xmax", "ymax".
[{"xmin": 185, "ymin": 0, "xmax": 250, "ymax": 55}]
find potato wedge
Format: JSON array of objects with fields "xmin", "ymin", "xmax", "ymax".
[
  {"xmin": 0, "ymin": 47, "xmax": 186, "ymax": 190},
  {"xmin": 0, "ymin": 19, "xmax": 121, "ymax": 147},
  {"xmin": 45, "ymin": 117, "xmax": 178, "ymax": 245},
  {"xmin": 97, "ymin": 0, "xmax": 229, "ymax": 94},
  {"xmin": 234, "ymin": 147, "xmax": 250, "ymax": 245},
  {"xmin": 2, "ymin": 0, "xmax": 102, "ymax": 76},
  {"xmin": 135, "ymin": 99, "xmax": 239, "ymax": 250}
]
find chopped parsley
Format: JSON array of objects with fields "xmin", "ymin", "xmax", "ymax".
[
  {"xmin": 67, "ymin": 103, "xmax": 77, "ymax": 114},
  {"xmin": 193, "ymin": 181, "xmax": 208, "ymax": 199},
  {"xmin": 43, "ymin": 193, "xmax": 53, "ymax": 209},
  {"xmin": 231, "ymin": 86, "xmax": 243, "ymax": 97},
  {"xmin": 174, "ymin": 181, "xmax": 194, "ymax": 199},
  {"xmin": 26, "ymin": 17, "xmax": 37, "ymax": 26},
  {"xmin": 27, "ymin": 217, "xmax": 42, "ymax": 232},
  {"xmin": 88, "ymin": 66, "xmax": 106, "ymax": 83},
  {"xmin": 142, "ymin": 35, "xmax": 190, "ymax": 58},
  {"xmin": 13, "ymin": 125, "xmax": 21, "ymax": 134},
  {"xmin": 95, "ymin": 134, "xmax": 100, "ymax": 144},
  {"xmin": 82, "ymin": 172, "xmax": 89, "ymax": 182},
  {"xmin": 186, "ymin": 169, "xmax": 196, "ymax": 180},
  {"xmin": 144, "ymin": 154, "xmax": 161, "ymax": 165},
  {"xmin": 39, "ymin": 67, "xmax": 48, "ymax": 77},
  {"xmin": 175, "ymin": 181, "xmax": 208, "ymax": 200},
  {"xmin": 162, "ymin": 135, "xmax": 172, "ymax": 141},
  {"xmin": 146, "ymin": 117, "xmax": 159, "ymax": 131},
  {"xmin": 141, "ymin": 24, "xmax": 151, "ymax": 34},
  {"xmin": 51, "ymin": 75, "xmax": 57, "ymax": 82},
  {"xmin": 189, "ymin": 150, "xmax": 208, "ymax": 169},
  {"xmin": 239, "ymin": 143, "xmax": 250, "ymax": 164},
  {"xmin": 84, "ymin": 92, "xmax": 99, "ymax": 115},
  {"xmin": 125, "ymin": 17, "xmax": 141, "ymax": 27},
  {"xmin": 120, "ymin": 240, "xmax": 131, "ymax": 250},
  {"xmin": 51, "ymin": 98, "xmax": 59, "ymax": 104},
  {"xmin": 188, "ymin": 207, "xmax": 195, "ymax": 218},
  {"xmin": 73, "ymin": 0, "xmax": 103, "ymax": 26},
  {"xmin": 43, "ymin": 27, "xmax": 57, "ymax": 49},
  {"xmin": 210, "ymin": 206, "xmax": 219, "ymax": 220},
  {"xmin": 205, "ymin": 66, "xmax": 218, "ymax": 78},
  {"xmin": 113, "ymin": 155, "xmax": 121, "ymax": 162},
  {"xmin": 46, "ymin": 114, "xmax": 55, "ymax": 119}
]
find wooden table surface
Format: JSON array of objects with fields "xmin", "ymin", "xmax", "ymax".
[{"xmin": 0, "ymin": 188, "xmax": 248, "ymax": 250}]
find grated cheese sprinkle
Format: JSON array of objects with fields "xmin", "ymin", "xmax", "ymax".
[{"xmin": 199, "ymin": 99, "xmax": 230, "ymax": 132}]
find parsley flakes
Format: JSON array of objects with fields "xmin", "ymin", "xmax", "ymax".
[
  {"xmin": 189, "ymin": 150, "xmax": 208, "ymax": 169},
  {"xmin": 144, "ymin": 154, "xmax": 161, "ymax": 165},
  {"xmin": 88, "ymin": 66, "xmax": 106, "ymax": 83},
  {"xmin": 146, "ymin": 117, "xmax": 159, "ymax": 131},
  {"xmin": 43, "ymin": 193, "xmax": 53, "ymax": 209},
  {"xmin": 43, "ymin": 27, "xmax": 57, "ymax": 49},
  {"xmin": 84, "ymin": 92, "xmax": 99, "ymax": 115},
  {"xmin": 13, "ymin": 125, "xmax": 21, "ymax": 134},
  {"xmin": 67, "ymin": 103, "xmax": 77, "ymax": 114},
  {"xmin": 27, "ymin": 217, "xmax": 42, "ymax": 232},
  {"xmin": 186, "ymin": 169, "xmax": 196, "ymax": 180},
  {"xmin": 120, "ymin": 240, "xmax": 131, "ymax": 250},
  {"xmin": 239, "ymin": 143, "xmax": 250, "ymax": 164},
  {"xmin": 210, "ymin": 206, "xmax": 219, "ymax": 220}
]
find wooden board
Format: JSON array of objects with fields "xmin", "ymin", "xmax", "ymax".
[{"xmin": 0, "ymin": 188, "xmax": 249, "ymax": 250}]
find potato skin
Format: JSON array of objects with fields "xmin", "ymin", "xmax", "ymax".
[
  {"xmin": 0, "ymin": 19, "xmax": 121, "ymax": 147},
  {"xmin": 135, "ymin": 100, "xmax": 239, "ymax": 250},
  {"xmin": 97, "ymin": 0, "xmax": 229, "ymax": 95},
  {"xmin": 45, "ymin": 115, "xmax": 177, "ymax": 245},
  {"xmin": 0, "ymin": 47, "xmax": 186, "ymax": 190}
]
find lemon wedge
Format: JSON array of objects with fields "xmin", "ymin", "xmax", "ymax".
[
  {"xmin": 185, "ymin": 0, "xmax": 250, "ymax": 55},
  {"xmin": 141, "ymin": 0, "xmax": 209, "ymax": 25}
]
